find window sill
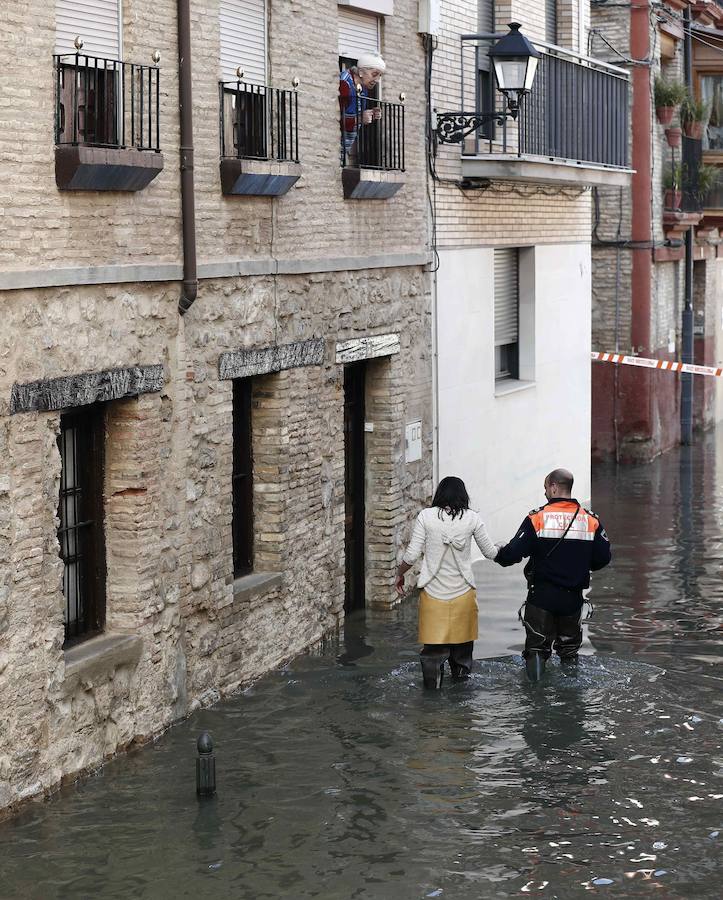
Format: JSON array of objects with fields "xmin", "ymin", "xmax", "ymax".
[
  {"xmin": 232, "ymin": 571, "xmax": 283, "ymax": 602},
  {"xmin": 494, "ymin": 379, "xmax": 536, "ymax": 397},
  {"xmin": 220, "ymin": 158, "xmax": 301, "ymax": 196},
  {"xmin": 55, "ymin": 145, "xmax": 164, "ymax": 191},
  {"xmin": 63, "ymin": 632, "xmax": 143, "ymax": 693},
  {"xmin": 342, "ymin": 167, "xmax": 405, "ymax": 199}
]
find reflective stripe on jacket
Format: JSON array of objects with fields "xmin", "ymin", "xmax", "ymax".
[{"xmin": 495, "ymin": 498, "xmax": 611, "ymax": 594}]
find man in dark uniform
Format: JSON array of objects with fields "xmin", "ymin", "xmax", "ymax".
[{"xmin": 495, "ymin": 468, "xmax": 611, "ymax": 681}]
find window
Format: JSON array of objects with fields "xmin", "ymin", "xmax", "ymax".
[
  {"xmin": 219, "ymin": 0, "xmax": 268, "ymax": 160},
  {"xmin": 338, "ymin": 9, "xmax": 383, "ymax": 167},
  {"xmin": 219, "ymin": 0, "xmax": 267, "ymax": 84},
  {"xmin": 471, "ymin": 2, "xmax": 495, "ymax": 142},
  {"xmin": 232, "ymin": 379, "xmax": 254, "ymax": 577},
  {"xmin": 699, "ymin": 74, "xmax": 723, "ymax": 152},
  {"xmin": 55, "ymin": 0, "xmax": 122, "ymax": 147},
  {"xmin": 56, "ymin": 62, "xmax": 119, "ymax": 146},
  {"xmin": 57, "ymin": 406, "xmax": 106, "ymax": 646},
  {"xmin": 494, "ymin": 248, "xmax": 520, "ymax": 380},
  {"xmin": 545, "ymin": 0, "xmax": 558, "ymax": 45},
  {"xmin": 221, "ymin": 84, "xmax": 270, "ymax": 160},
  {"xmin": 55, "ymin": 0, "xmax": 121, "ymax": 59}
]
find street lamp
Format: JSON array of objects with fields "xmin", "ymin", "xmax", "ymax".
[{"xmin": 436, "ymin": 22, "xmax": 541, "ymax": 144}]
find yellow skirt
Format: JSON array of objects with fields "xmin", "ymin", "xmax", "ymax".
[{"xmin": 418, "ymin": 588, "xmax": 478, "ymax": 644}]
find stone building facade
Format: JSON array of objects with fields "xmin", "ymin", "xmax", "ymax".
[
  {"xmin": 590, "ymin": 0, "xmax": 723, "ymax": 462},
  {"xmin": 0, "ymin": 0, "xmax": 432, "ymax": 814}
]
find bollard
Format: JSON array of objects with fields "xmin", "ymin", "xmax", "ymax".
[{"xmin": 196, "ymin": 731, "xmax": 216, "ymax": 797}]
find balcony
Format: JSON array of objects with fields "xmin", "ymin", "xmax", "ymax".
[
  {"xmin": 219, "ymin": 80, "xmax": 301, "ymax": 197},
  {"xmin": 54, "ymin": 53, "xmax": 163, "ymax": 191},
  {"xmin": 340, "ymin": 97, "xmax": 405, "ymax": 200},
  {"xmin": 438, "ymin": 36, "xmax": 633, "ymax": 188}
]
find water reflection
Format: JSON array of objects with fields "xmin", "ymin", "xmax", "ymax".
[{"xmin": 1, "ymin": 434, "xmax": 722, "ymax": 898}]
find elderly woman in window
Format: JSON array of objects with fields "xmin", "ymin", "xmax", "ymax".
[{"xmin": 339, "ymin": 52, "xmax": 386, "ymax": 164}]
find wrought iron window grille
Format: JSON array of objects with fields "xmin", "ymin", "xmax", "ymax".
[
  {"xmin": 53, "ymin": 52, "xmax": 161, "ymax": 152},
  {"xmin": 340, "ymin": 94, "xmax": 405, "ymax": 172},
  {"xmin": 219, "ymin": 80, "xmax": 299, "ymax": 164}
]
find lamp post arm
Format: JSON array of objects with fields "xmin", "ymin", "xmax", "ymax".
[{"xmin": 435, "ymin": 110, "xmax": 517, "ymax": 144}]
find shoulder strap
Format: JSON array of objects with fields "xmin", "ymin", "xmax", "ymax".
[{"xmin": 544, "ymin": 502, "xmax": 581, "ymax": 559}]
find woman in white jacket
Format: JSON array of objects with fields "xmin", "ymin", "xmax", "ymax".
[{"xmin": 395, "ymin": 477, "xmax": 498, "ymax": 688}]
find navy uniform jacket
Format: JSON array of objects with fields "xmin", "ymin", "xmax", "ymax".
[{"xmin": 495, "ymin": 498, "xmax": 612, "ymax": 614}]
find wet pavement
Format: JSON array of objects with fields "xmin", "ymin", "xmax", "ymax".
[{"xmin": 1, "ymin": 435, "xmax": 721, "ymax": 899}]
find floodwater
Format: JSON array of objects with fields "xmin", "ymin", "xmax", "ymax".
[{"xmin": 1, "ymin": 438, "xmax": 722, "ymax": 899}]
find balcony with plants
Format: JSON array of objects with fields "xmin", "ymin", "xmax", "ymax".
[{"xmin": 656, "ymin": 78, "xmax": 721, "ymax": 240}]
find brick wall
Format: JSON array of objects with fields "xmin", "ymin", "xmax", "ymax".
[
  {"xmin": 432, "ymin": 0, "xmax": 593, "ymax": 250},
  {"xmin": 0, "ymin": 0, "xmax": 428, "ymax": 271}
]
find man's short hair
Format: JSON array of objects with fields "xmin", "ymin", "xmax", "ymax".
[{"xmin": 547, "ymin": 468, "xmax": 574, "ymax": 491}]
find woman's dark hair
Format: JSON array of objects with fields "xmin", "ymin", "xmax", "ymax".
[{"xmin": 431, "ymin": 476, "xmax": 469, "ymax": 520}]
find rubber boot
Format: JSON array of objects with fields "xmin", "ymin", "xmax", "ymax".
[
  {"xmin": 420, "ymin": 655, "xmax": 445, "ymax": 690},
  {"xmin": 560, "ymin": 654, "xmax": 579, "ymax": 668},
  {"xmin": 525, "ymin": 652, "xmax": 546, "ymax": 682}
]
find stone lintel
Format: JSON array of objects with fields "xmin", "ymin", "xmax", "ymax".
[
  {"xmin": 219, "ymin": 338, "xmax": 324, "ymax": 380},
  {"xmin": 55, "ymin": 146, "xmax": 164, "ymax": 192},
  {"xmin": 335, "ymin": 333, "xmax": 401, "ymax": 364},
  {"xmin": 10, "ymin": 364, "xmax": 165, "ymax": 414}
]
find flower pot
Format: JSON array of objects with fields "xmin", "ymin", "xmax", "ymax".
[
  {"xmin": 665, "ymin": 126, "xmax": 682, "ymax": 148},
  {"xmin": 656, "ymin": 105, "xmax": 675, "ymax": 126},
  {"xmin": 664, "ymin": 189, "xmax": 682, "ymax": 210},
  {"xmin": 683, "ymin": 121, "xmax": 703, "ymax": 140}
]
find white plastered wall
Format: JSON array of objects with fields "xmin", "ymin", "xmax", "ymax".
[{"xmin": 437, "ymin": 241, "xmax": 592, "ymax": 545}]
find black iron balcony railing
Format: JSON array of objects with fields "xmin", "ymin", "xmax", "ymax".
[
  {"xmin": 341, "ymin": 96, "xmax": 405, "ymax": 171},
  {"xmin": 54, "ymin": 53, "xmax": 161, "ymax": 151},
  {"xmin": 443, "ymin": 35, "xmax": 630, "ymax": 169},
  {"xmin": 220, "ymin": 81, "xmax": 299, "ymax": 163}
]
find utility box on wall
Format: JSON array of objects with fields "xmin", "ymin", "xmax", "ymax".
[
  {"xmin": 405, "ymin": 420, "xmax": 422, "ymax": 463},
  {"xmin": 418, "ymin": 0, "xmax": 440, "ymax": 35}
]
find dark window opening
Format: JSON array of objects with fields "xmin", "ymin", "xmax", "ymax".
[
  {"xmin": 232, "ymin": 378, "xmax": 254, "ymax": 577},
  {"xmin": 477, "ymin": 69, "xmax": 496, "ymax": 141},
  {"xmin": 494, "ymin": 247, "xmax": 520, "ymax": 381},
  {"xmin": 57, "ymin": 63, "xmax": 119, "ymax": 147},
  {"xmin": 222, "ymin": 85, "xmax": 268, "ymax": 160},
  {"xmin": 495, "ymin": 343, "xmax": 519, "ymax": 380},
  {"xmin": 58, "ymin": 405, "xmax": 106, "ymax": 646}
]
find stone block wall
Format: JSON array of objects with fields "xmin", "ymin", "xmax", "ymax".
[
  {"xmin": 0, "ymin": 260, "xmax": 432, "ymax": 814},
  {"xmin": 0, "ymin": 1, "xmax": 433, "ymax": 815}
]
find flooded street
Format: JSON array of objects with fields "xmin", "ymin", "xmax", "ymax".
[{"xmin": 1, "ymin": 436, "xmax": 721, "ymax": 899}]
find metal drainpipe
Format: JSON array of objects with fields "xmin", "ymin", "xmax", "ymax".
[
  {"xmin": 625, "ymin": 1, "xmax": 653, "ymax": 443},
  {"xmin": 681, "ymin": 6, "xmax": 694, "ymax": 445},
  {"xmin": 177, "ymin": 0, "xmax": 198, "ymax": 315}
]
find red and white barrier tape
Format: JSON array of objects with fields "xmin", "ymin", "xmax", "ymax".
[{"xmin": 592, "ymin": 351, "xmax": 723, "ymax": 379}]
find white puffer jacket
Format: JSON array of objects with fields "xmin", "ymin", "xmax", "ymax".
[{"xmin": 402, "ymin": 507, "xmax": 498, "ymax": 600}]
